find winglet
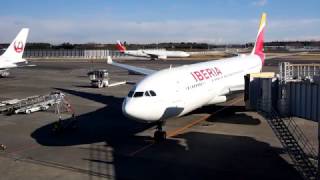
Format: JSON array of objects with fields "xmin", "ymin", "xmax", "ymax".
[
  {"xmin": 251, "ymin": 13, "xmax": 266, "ymax": 65},
  {"xmin": 107, "ymin": 56, "xmax": 113, "ymax": 64}
]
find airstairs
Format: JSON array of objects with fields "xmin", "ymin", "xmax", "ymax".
[
  {"xmin": 0, "ymin": 92, "xmax": 65, "ymax": 115},
  {"xmin": 258, "ymin": 101, "xmax": 317, "ymax": 180}
]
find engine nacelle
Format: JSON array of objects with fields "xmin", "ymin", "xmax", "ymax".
[
  {"xmin": 0, "ymin": 71, "xmax": 10, "ymax": 78},
  {"xmin": 158, "ymin": 55, "xmax": 167, "ymax": 59},
  {"xmin": 207, "ymin": 96, "xmax": 227, "ymax": 105}
]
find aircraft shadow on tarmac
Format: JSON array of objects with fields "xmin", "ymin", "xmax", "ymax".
[
  {"xmin": 0, "ymin": 76, "xmax": 16, "ymax": 79},
  {"xmin": 30, "ymin": 88, "xmax": 301, "ymax": 180},
  {"xmin": 73, "ymin": 85, "xmax": 96, "ymax": 88},
  {"xmin": 192, "ymin": 105, "xmax": 261, "ymax": 125},
  {"xmin": 31, "ymin": 88, "xmax": 156, "ymax": 146},
  {"xmin": 31, "ymin": 88, "xmax": 259, "ymax": 147},
  {"xmin": 81, "ymin": 132, "xmax": 301, "ymax": 180}
]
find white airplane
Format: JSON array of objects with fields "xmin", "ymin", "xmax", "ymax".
[
  {"xmin": 116, "ymin": 41, "xmax": 190, "ymax": 60},
  {"xmin": 0, "ymin": 28, "xmax": 34, "ymax": 77},
  {"xmin": 108, "ymin": 13, "xmax": 267, "ymax": 141}
]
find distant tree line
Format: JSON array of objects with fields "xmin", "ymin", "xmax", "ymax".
[
  {"xmin": 0, "ymin": 41, "xmax": 319, "ymax": 51},
  {"xmin": 264, "ymin": 41, "xmax": 320, "ymax": 47}
]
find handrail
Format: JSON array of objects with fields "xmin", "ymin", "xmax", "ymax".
[
  {"xmin": 257, "ymin": 99, "xmax": 318, "ymax": 180},
  {"xmin": 258, "ymin": 100, "xmax": 317, "ymax": 159}
]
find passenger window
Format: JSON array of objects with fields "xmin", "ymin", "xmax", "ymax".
[
  {"xmin": 150, "ymin": 90, "xmax": 156, "ymax": 96},
  {"xmin": 145, "ymin": 91, "xmax": 150, "ymax": 96},
  {"xmin": 128, "ymin": 91, "xmax": 134, "ymax": 97},
  {"xmin": 133, "ymin": 92, "xmax": 144, "ymax": 97}
]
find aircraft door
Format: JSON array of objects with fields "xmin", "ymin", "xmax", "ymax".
[{"xmin": 173, "ymin": 80, "xmax": 186, "ymax": 108}]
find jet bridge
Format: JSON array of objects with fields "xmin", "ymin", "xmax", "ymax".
[{"xmin": 245, "ymin": 62, "xmax": 320, "ymax": 180}]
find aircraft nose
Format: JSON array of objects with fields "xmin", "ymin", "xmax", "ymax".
[
  {"xmin": 122, "ymin": 99, "xmax": 161, "ymax": 122},
  {"xmin": 122, "ymin": 100, "xmax": 134, "ymax": 119}
]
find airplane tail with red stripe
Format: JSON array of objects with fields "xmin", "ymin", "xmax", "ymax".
[
  {"xmin": 251, "ymin": 13, "xmax": 266, "ymax": 65},
  {"xmin": 116, "ymin": 40, "xmax": 126, "ymax": 53}
]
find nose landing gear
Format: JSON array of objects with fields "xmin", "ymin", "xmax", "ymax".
[{"xmin": 154, "ymin": 121, "xmax": 166, "ymax": 142}]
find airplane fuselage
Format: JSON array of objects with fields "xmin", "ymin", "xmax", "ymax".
[
  {"xmin": 122, "ymin": 54, "xmax": 262, "ymax": 122},
  {"xmin": 123, "ymin": 49, "xmax": 190, "ymax": 59},
  {"xmin": 0, "ymin": 57, "xmax": 26, "ymax": 69},
  {"xmin": 124, "ymin": 50, "xmax": 149, "ymax": 58}
]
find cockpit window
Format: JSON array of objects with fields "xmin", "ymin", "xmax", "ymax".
[
  {"xmin": 128, "ymin": 89, "xmax": 156, "ymax": 98},
  {"xmin": 133, "ymin": 92, "xmax": 144, "ymax": 97},
  {"xmin": 128, "ymin": 91, "xmax": 134, "ymax": 97},
  {"xmin": 149, "ymin": 90, "xmax": 156, "ymax": 96},
  {"xmin": 145, "ymin": 91, "xmax": 150, "ymax": 96}
]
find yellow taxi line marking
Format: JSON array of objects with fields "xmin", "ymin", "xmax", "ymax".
[
  {"xmin": 167, "ymin": 97, "xmax": 242, "ymax": 137},
  {"xmin": 129, "ymin": 96, "xmax": 243, "ymax": 157}
]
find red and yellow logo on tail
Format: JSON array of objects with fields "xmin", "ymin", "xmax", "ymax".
[{"xmin": 252, "ymin": 13, "xmax": 267, "ymax": 64}]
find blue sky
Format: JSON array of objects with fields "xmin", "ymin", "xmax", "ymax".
[{"xmin": 0, "ymin": 0, "xmax": 319, "ymax": 43}]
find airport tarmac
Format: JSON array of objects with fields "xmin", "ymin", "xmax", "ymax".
[{"xmin": 0, "ymin": 58, "xmax": 317, "ymax": 180}]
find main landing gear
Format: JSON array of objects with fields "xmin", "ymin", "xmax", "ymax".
[{"xmin": 154, "ymin": 121, "xmax": 166, "ymax": 142}]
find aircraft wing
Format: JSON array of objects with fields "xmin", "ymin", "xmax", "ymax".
[
  {"xmin": 142, "ymin": 50, "xmax": 169, "ymax": 59},
  {"xmin": 144, "ymin": 53, "xmax": 160, "ymax": 59},
  {"xmin": 16, "ymin": 64, "xmax": 36, "ymax": 68},
  {"xmin": 140, "ymin": 51, "xmax": 160, "ymax": 59},
  {"xmin": 0, "ymin": 64, "xmax": 36, "ymax": 71},
  {"xmin": 225, "ymin": 49, "xmax": 240, "ymax": 57},
  {"xmin": 107, "ymin": 56, "xmax": 156, "ymax": 75}
]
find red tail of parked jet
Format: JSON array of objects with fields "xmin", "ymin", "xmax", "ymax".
[
  {"xmin": 116, "ymin": 40, "xmax": 126, "ymax": 53},
  {"xmin": 251, "ymin": 13, "xmax": 266, "ymax": 65}
]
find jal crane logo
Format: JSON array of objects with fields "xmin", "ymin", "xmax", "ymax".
[{"xmin": 14, "ymin": 41, "xmax": 24, "ymax": 53}]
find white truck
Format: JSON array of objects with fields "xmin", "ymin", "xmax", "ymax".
[
  {"xmin": 88, "ymin": 69, "xmax": 126, "ymax": 88},
  {"xmin": 88, "ymin": 69, "xmax": 110, "ymax": 88}
]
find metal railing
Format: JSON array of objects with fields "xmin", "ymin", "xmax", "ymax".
[
  {"xmin": 280, "ymin": 62, "xmax": 320, "ymax": 83},
  {"xmin": 24, "ymin": 49, "xmax": 125, "ymax": 59},
  {"xmin": 257, "ymin": 99, "xmax": 318, "ymax": 180}
]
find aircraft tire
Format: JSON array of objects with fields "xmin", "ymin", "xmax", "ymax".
[{"xmin": 154, "ymin": 130, "xmax": 166, "ymax": 142}]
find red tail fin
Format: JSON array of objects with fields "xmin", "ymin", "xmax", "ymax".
[
  {"xmin": 252, "ymin": 13, "xmax": 266, "ymax": 65},
  {"xmin": 116, "ymin": 40, "xmax": 126, "ymax": 53}
]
